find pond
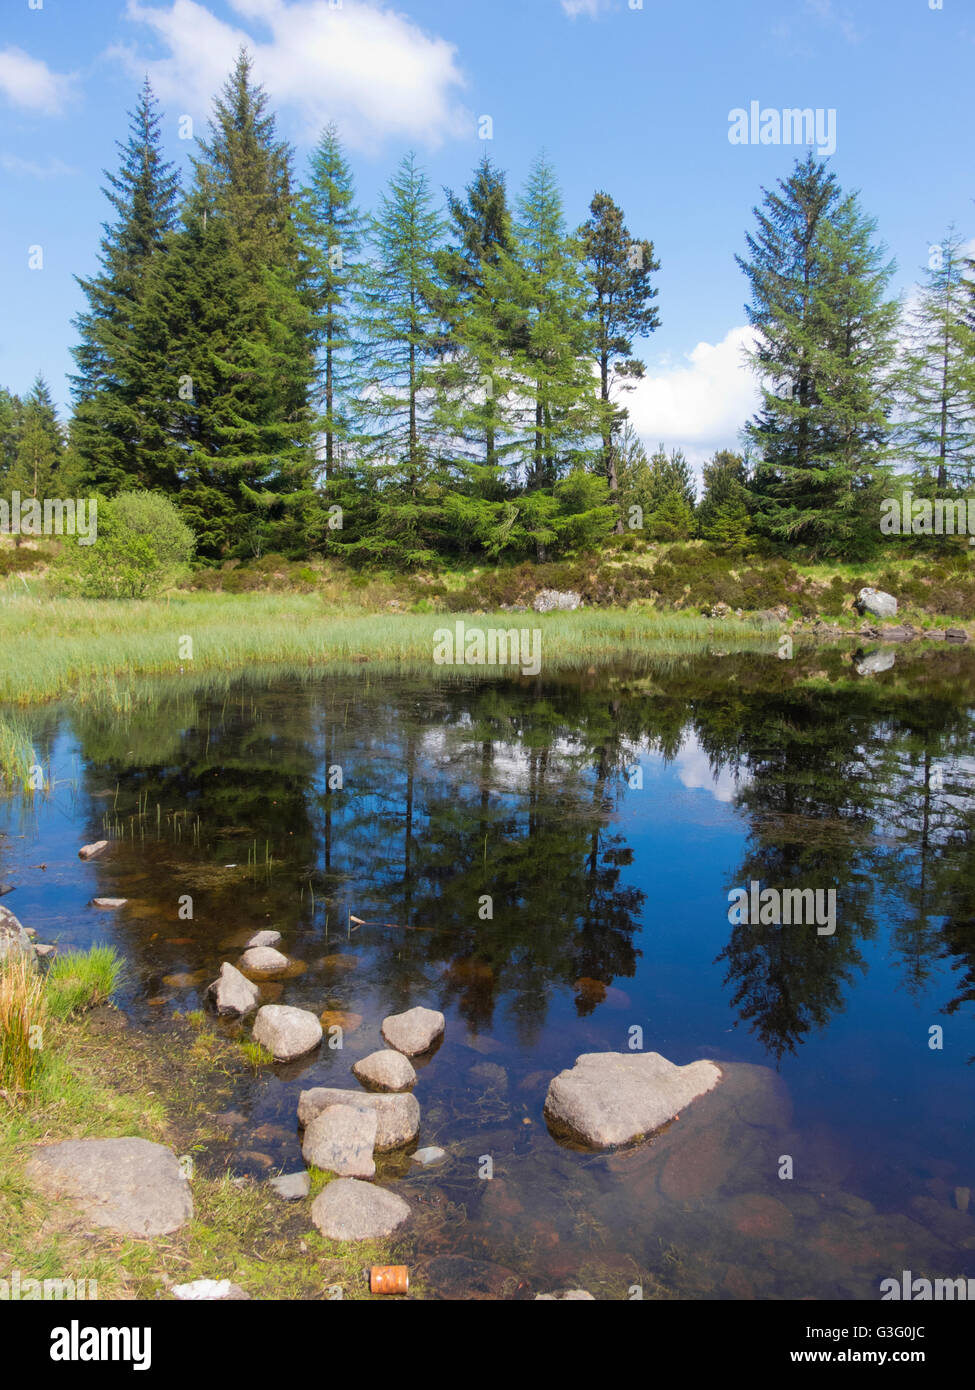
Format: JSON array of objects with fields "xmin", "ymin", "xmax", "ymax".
[{"xmin": 3, "ymin": 646, "xmax": 975, "ymax": 1299}]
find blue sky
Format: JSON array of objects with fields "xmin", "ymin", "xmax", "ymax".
[{"xmin": 1, "ymin": 0, "xmax": 971, "ymax": 466}]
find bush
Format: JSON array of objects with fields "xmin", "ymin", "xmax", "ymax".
[{"xmin": 54, "ymin": 491, "xmax": 195, "ymax": 599}]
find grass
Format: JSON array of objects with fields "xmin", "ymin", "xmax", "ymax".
[
  {"xmin": 0, "ymin": 591, "xmax": 772, "ymax": 708},
  {"xmin": 0, "ymin": 715, "xmax": 36, "ymax": 793},
  {"xmin": 0, "ymin": 956, "xmax": 47, "ymax": 1100},
  {"xmin": 46, "ymin": 946, "xmax": 123, "ymax": 1020}
]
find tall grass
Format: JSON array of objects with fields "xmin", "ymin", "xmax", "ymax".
[
  {"xmin": 0, "ymin": 714, "xmax": 36, "ymax": 793},
  {"xmin": 0, "ymin": 592, "xmax": 771, "ymax": 708},
  {"xmin": 0, "ymin": 955, "xmax": 47, "ymax": 1099},
  {"xmin": 46, "ymin": 946, "xmax": 123, "ymax": 1020}
]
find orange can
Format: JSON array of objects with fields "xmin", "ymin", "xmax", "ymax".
[{"xmin": 370, "ymin": 1265, "xmax": 409, "ymax": 1295}]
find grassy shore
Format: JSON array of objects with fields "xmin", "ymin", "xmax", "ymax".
[{"xmin": 0, "ymin": 591, "xmax": 774, "ymax": 708}]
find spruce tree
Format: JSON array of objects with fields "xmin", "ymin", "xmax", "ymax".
[
  {"xmin": 0, "ymin": 388, "xmax": 21, "ymax": 487},
  {"xmin": 578, "ymin": 192, "xmax": 660, "ymax": 529},
  {"xmin": 69, "ymin": 78, "xmax": 180, "ymax": 493},
  {"xmin": 7, "ymin": 375, "xmax": 64, "ymax": 499},
  {"xmin": 645, "ymin": 444, "xmax": 695, "ymax": 539},
  {"xmin": 737, "ymin": 154, "xmax": 898, "ymax": 558},
  {"xmin": 893, "ymin": 229, "xmax": 975, "ymax": 490},
  {"xmin": 697, "ymin": 449, "xmax": 752, "ymax": 549}
]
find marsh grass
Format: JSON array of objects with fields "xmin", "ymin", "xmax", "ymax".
[
  {"xmin": 0, "ymin": 715, "xmax": 37, "ymax": 793},
  {"xmin": 0, "ymin": 955, "xmax": 47, "ymax": 1099},
  {"xmin": 46, "ymin": 946, "xmax": 122, "ymax": 1020}
]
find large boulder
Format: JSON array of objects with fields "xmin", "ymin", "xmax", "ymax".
[
  {"xmin": 298, "ymin": 1087, "xmax": 420, "ymax": 1151},
  {"xmin": 544, "ymin": 1052, "xmax": 722, "ymax": 1149},
  {"xmin": 381, "ymin": 1006, "xmax": 445, "ymax": 1056},
  {"xmin": 532, "ymin": 589, "xmax": 582, "ymax": 614},
  {"xmin": 206, "ymin": 962, "xmax": 259, "ymax": 1018},
  {"xmin": 0, "ymin": 905, "xmax": 37, "ymax": 966},
  {"xmin": 252, "ymin": 1005, "xmax": 322, "ymax": 1062},
  {"xmin": 302, "ymin": 1103, "xmax": 377, "ymax": 1178},
  {"xmin": 311, "ymin": 1178, "xmax": 411, "ymax": 1241},
  {"xmin": 25, "ymin": 1137, "xmax": 193, "ymax": 1236},
  {"xmin": 857, "ymin": 587, "xmax": 897, "ymax": 619},
  {"xmin": 353, "ymin": 1049, "xmax": 417, "ymax": 1093}
]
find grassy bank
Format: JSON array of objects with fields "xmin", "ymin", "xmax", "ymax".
[{"xmin": 0, "ymin": 591, "xmax": 772, "ymax": 707}]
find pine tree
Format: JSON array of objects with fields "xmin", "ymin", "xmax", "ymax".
[
  {"xmin": 893, "ymin": 229, "xmax": 975, "ymax": 490},
  {"xmin": 698, "ymin": 449, "xmax": 752, "ymax": 549},
  {"xmin": 296, "ymin": 123, "xmax": 367, "ymax": 483},
  {"xmin": 645, "ymin": 444, "xmax": 695, "ymax": 539},
  {"xmin": 737, "ymin": 154, "xmax": 898, "ymax": 557},
  {"xmin": 145, "ymin": 49, "xmax": 316, "ymax": 558},
  {"xmin": 7, "ymin": 375, "xmax": 64, "ymax": 499},
  {"xmin": 69, "ymin": 78, "xmax": 180, "ymax": 493},
  {"xmin": 578, "ymin": 192, "xmax": 660, "ymax": 529}
]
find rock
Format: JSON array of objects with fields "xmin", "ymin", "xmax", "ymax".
[
  {"xmin": 252, "ymin": 1004, "xmax": 322, "ymax": 1062},
  {"xmin": 269, "ymin": 1171, "xmax": 311, "ymax": 1201},
  {"xmin": 412, "ymin": 1146, "xmax": 447, "ymax": 1168},
  {"xmin": 544, "ymin": 1051, "xmax": 722, "ymax": 1149},
  {"xmin": 381, "ymin": 1006, "xmax": 445, "ymax": 1056},
  {"xmin": 92, "ymin": 897, "xmax": 127, "ymax": 909},
  {"xmin": 319, "ymin": 1009, "xmax": 363, "ymax": 1033},
  {"xmin": 34, "ymin": 944, "xmax": 57, "ymax": 958},
  {"xmin": 879, "ymin": 624, "xmax": 918, "ymax": 643},
  {"xmin": 532, "ymin": 589, "xmax": 582, "ymax": 614},
  {"xmin": 25, "ymin": 1137, "xmax": 193, "ymax": 1236},
  {"xmin": 754, "ymin": 605, "xmax": 789, "ymax": 624},
  {"xmin": 0, "ymin": 906, "xmax": 37, "ymax": 965},
  {"xmin": 468, "ymin": 1061, "xmax": 507, "ymax": 1089},
  {"xmin": 857, "ymin": 587, "xmax": 897, "ymax": 619},
  {"xmin": 924, "ymin": 628, "xmax": 946, "ymax": 641},
  {"xmin": 536, "ymin": 1289, "xmax": 595, "ymax": 1300},
  {"xmin": 171, "ymin": 1279, "xmax": 249, "ymax": 1300},
  {"xmin": 78, "ymin": 840, "xmax": 109, "ymax": 860},
  {"xmin": 206, "ymin": 962, "xmax": 260, "ymax": 1018},
  {"xmin": 854, "ymin": 648, "xmax": 896, "ymax": 677},
  {"xmin": 946, "ymin": 627, "xmax": 969, "ymax": 644},
  {"xmin": 240, "ymin": 946, "xmax": 289, "ymax": 973},
  {"xmin": 302, "ymin": 1104, "xmax": 377, "ymax": 1178},
  {"xmin": 311, "ymin": 1178, "xmax": 411, "ymax": 1241},
  {"xmin": 298, "ymin": 1087, "xmax": 420, "ymax": 1151},
  {"xmin": 726, "ymin": 1192, "xmax": 796, "ymax": 1240},
  {"xmin": 353, "ymin": 1049, "xmax": 417, "ymax": 1093},
  {"xmin": 245, "ymin": 929, "xmax": 282, "ymax": 948}
]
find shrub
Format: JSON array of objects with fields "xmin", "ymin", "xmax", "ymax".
[{"xmin": 54, "ymin": 491, "xmax": 195, "ymax": 599}]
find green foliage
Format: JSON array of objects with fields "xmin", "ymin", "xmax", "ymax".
[
  {"xmin": 46, "ymin": 947, "xmax": 123, "ymax": 1020},
  {"xmin": 55, "ymin": 490, "xmax": 195, "ymax": 598}
]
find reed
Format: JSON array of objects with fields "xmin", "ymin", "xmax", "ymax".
[{"xmin": 0, "ymin": 955, "xmax": 47, "ymax": 1099}]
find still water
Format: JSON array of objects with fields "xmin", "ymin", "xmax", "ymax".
[{"xmin": 3, "ymin": 648, "xmax": 975, "ymax": 1298}]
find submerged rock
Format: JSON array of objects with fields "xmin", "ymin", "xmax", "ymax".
[
  {"xmin": 25, "ymin": 1137, "xmax": 193, "ymax": 1236},
  {"xmin": 245, "ymin": 929, "xmax": 282, "ymax": 949},
  {"xmin": 353, "ymin": 1049, "xmax": 417, "ymax": 1093},
  {"xmin": 412, "ymin": 1146, "xmax": 448, "ymax": 1168},
  {"xmin": 302, "ymin": 1104, "xmax": 377, "ymax": 1179},
  {"xmin": 381, "ymin": 1005, "xmax": 445, "ymax": 1056},
  {"xmin": 240, "ymin": 945, "xmax": 289, "ymax": 973},
  {"xmin": 78, "ymin": 840, "xmax": 109, "ymax": 860},
  {"xmin": 311, "ymin": 1178, "xmax": 411, "ymax": 1241},
  {"xmin": 206, "ymin": 962, "xmax": 259, "ymax": 1018},
  {"xmin": 252, "ymin": 1004, "xmax": 322, "ymax": 1061},
  {"xmin": 298, "ymin": 1087, "xmax": 420, "ymax": 1150},
  {"xmin": 544, "ymin": 1051, "xmax": 722, "ymax": 1149}
]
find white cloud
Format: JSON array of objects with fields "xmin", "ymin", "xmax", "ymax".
[
  {"xmin": 623, "ymin": 325, "xmax": 761, "ymax": 472},
  {"xmin": 0, "ymin": 46, "xmax": 76, "ymax": 115},
  {"xmin": 0, "ymin": 152, "xmax": 77, "ymax": 178},
  {"xmin": 109, "ymin": 0, "xmax": 469, "ymax": 150},
  {"xmin": 673, "ymin": 732, "xmax": 747, "ymax": 805}
]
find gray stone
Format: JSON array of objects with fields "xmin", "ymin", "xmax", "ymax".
[
  {"xmin": 854, "ymin": 648, "xmax": 896, "ymax": 677},
  {"xmin": 857, "ymin": 587, "xmax": 897, "ymax": 619},
  {"xmin": 381, "ymin": 1006, "xmax": 445, "ymax": 1056},
  {"xmin": 301, "ymin": 1103, "xmax": 377, "ymax": 1179},
  {"xmin": 245, "ymin": 929, "xmax": 282, "ymax": 949},
  {"xmin": 946, "ymin": 627, "xmax": 969, "ymax": 644},
  {"xmin": 544, "ymin": 1051, "xmax": 722, "ymax": 1149},
  {"xmin": 298, "ymin": 1087, "xmax": 420, "ymax": 1150},
  {"xmin": 25, "ymin": 1137, "xmax": 193, "ymax": 1236},
  {"xmin": 310, "ymin": 1178, "xmax": 411, "ymax": 1241},
  {"xmin": 240, "ymin": 945, "xmax": 289, "ymax": 973},
  {"xmin": 353, "ymin": 1049, "xmax": 417, "ymax": 1092},
  {"xmin": 532, "ymin": 589, "xmax": 582, "ymax": 613},
  {"xmin": 412, "ymin": 1146, "xmax": 447, "ymax": 1167},
  {"xmin": 0, "ymin": 905, "xmax": 37, "ymax": 966},
  {"xmin": 78, "ymin": 840, "xmax": 109, "ymax": 860},
  {"xmin": 172, "ymin": 1279, "xmax": 249, "ymax": 1300},
  {"xmin": 269, "ymin": 1171, "xmax": 311, "ymax": 1201},
  {"xmin": 536, "ymin": 1289, "xmax": 595, "ymax": 1300},
  {"xmin": 34, "ymin": 944, "xmax": 57, "ymax": 958},
  {"xmin": 252, "ymin": 1004, "xmax": 322, "ymax": 1061},
  {"xmin": 92, "ymin": 898, "xmax": 127, "ymax": 909},
  {"xmin": 206, "ymin": 962, "xmax": 260, "ymax": 1018}
]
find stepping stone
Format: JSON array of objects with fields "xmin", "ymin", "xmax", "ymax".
[
  {"xmin": 302, "ymin": 1104, "xmax": 377, "ymax": 1179},
  {"xmin": 206, "ymin": 962, "xmax": 259, "ymax": 1018},
  {"xmin": 240, "ymin": 946, "xmax": 289, "ymax": 973},
  {"xmin": 311, "ymin": 1178, "xmax": 410, "ymax": 1241},
  {"xmin": 269, "ymin": 1171, "xmax": 311, "ymax": 1201},
  {"xmin": 352, "ymin": 1049, "xmax": 417, "ymax": 1093},
  {"xmin": 245, "ymin": 930, "xmax": 281, "ymax": 949},
  {"xmin": 381, "ymin": 1006, "xmax": 445, "ymax": 1056},
  {"xmin": 79, "ymin": 841, "xmax": 109, "ymax": 860},
  {"xmin": 544, "ymin": 1052, "xmax": 722, "ymax": 1149},
  {"xmin": 252, "ymin": 1005, "xmax": 322, "ymax": 1062},
  {"xmin": 298, "ymin": 1087, "xmax": 420, "ymax": 1151},
  {"xmin": 92, "ymin": 898, "xmax": 127, "ymax": 909},
  {"xmin": 25, "ymin": 1137, "xmax": 193, "ymax": 1236}
]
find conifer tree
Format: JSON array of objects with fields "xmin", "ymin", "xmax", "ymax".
[
  {"xmin": 578, "ymin": 192, "xmax": 660, "ymax": 528},
  {"xmin": 7, "ymin": 375, "xmax": 64, "ymax": 499},
  {"xmin": 0, "ymin": 388, "xmax": 21, "ymax": 487},
  {"xmin": 645, "ymin": 444, "xmax": 696, "ymax": 539},
  {"xmin": 737, "ymin": 154, "xmax": 898, "ymax": 557},
  {"xmin": 70, "ymin": 78, "xmax": 180, "ymax": 493},
  {"xmin": 697, "ymin": 449, "xmax": 752, "ymax": 549}
]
